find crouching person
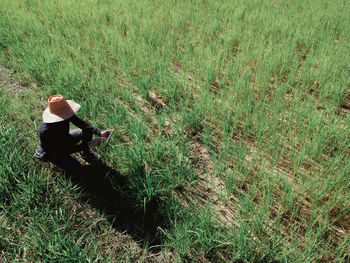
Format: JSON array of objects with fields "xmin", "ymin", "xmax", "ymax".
[{"xmin": 35, "ymin": 95, "xmax": 111, "ymax": 173}]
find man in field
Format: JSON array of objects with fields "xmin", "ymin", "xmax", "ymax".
[{"xmin": 35, "ymin": 94, "xmax": 112, "ymax": 173}]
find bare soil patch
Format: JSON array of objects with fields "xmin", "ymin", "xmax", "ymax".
[{"xmin": 0, "ymin": 64, "xmax": 37, "ymax": 94}]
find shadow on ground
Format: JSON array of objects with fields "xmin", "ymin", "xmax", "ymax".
[{"xmin": 65, "ymin": 159, "xmax": 168, "ymax": 252}]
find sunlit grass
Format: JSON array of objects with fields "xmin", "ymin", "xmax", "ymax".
[{"xmin": 0, "ymin": 0, "xmax": 349, "ymax": 261}]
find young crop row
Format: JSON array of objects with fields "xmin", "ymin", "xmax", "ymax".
[{"xmin": 0, "ymin": 0, "xmax": 349, "ymax": 261}]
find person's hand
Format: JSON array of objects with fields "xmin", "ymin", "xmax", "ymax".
[
  {"xmin": 100, "ymin": 129, "xmax": 113, "ymax": 138},
  {"xmin": 88, "ymin": 137, "xmax": 105, "ymax": 147}
]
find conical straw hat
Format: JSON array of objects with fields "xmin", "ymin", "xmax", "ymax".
[{"xmin": 42, "ymin": 95, "xmax": 80, "ymax": 123}]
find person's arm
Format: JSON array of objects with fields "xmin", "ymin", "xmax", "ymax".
[{"xmin": 69, "ymin": 114, "xmax": 102, "ymax": 136}]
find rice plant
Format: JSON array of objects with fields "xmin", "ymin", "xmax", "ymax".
[{"xmin": 0, "ymin": 0, "xmax": 349, "ymax": 261}]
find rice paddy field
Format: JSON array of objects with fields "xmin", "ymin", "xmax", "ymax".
[{"xmin": 0, "ymin": 0, "xmax": 349, "ymax": 262}]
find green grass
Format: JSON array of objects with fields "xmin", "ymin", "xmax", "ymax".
[{"xmin": 0, "ymin": 0, "xmax": 349, "ymax": 262}]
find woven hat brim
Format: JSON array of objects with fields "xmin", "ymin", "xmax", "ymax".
[{"xmin": 42, "ymin": 100, "xmax": 80, "ymax": 123}]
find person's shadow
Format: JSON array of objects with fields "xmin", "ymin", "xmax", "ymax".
[{"xmin": 65, "ymin": 159, "xmax": 168, "ymax": 251}]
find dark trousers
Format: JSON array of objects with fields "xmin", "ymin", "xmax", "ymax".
[
  {"xmin": 50, "ymin": 129, "xmax": 92, "ymax": 173},
  {"xmin": 67, "ymin": 128, "xmax": 92, "ymax": 154}
]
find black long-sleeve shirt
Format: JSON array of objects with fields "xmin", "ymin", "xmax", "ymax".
[{"xmin": 35, "ymin": 114, "xmax": 101, "ymax": 160}]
